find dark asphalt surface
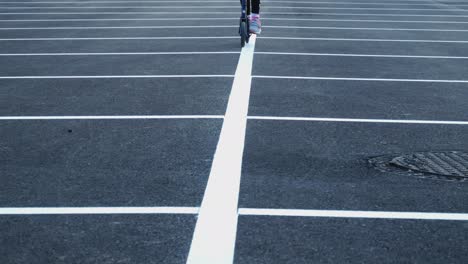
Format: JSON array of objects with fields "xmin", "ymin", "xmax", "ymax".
[
  {"xmin": 235, "ymin": 216, "xmax": 468, "ymax": 264},
  {"xmin": 1, "ymin": 0, "xmax": 468, "ymax": 263}
]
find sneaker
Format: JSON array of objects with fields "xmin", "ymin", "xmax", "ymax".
[{"xmin": 249, "ymin": 13, "xmax": 261, "ymax": 34}]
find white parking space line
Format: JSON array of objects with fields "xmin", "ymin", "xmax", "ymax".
[
  {"xmin": 264, "ymin": 12, "xmax": 468, "ymax": 17},
  {"xmin": 3, "ymin": 25, "xmax": 468, "ymax": 32},
  {"xmin": 248, "ymin": 116, "xmax": 468, "ymax": 125},
  {"xmin": 0, "ymin": 75, "xmax": 234, "ymax": 79},
  {"xmin": 0, "ymin": 115, "xmax": 224, "ymax": 120},
  {"xmin": 0, "ymin": 52, "xmax": 239, "ymax": 56},
  {"xmin": 187, "ymin": 35, "xmax": 256, "ymax": 264},
  {"xmin": 0, "ymin": 207, "xmax": 199, "ymax": 215},
  {"xmin": 255, "ymin": 52, "xmax": 468, "ymax": 59},
  {"xmin": 253, "ymin": 75, "xmax": 468, "ymax": 83},
  {"xmin": 259, "ymin": 37, "xmax": 468, "ymax": 43},
  {"xmin": 1, "ymin": 18, "xmax": 468, "ymax": 24},
  {"xmin": 3, "ymin": 12, "xmax": 468, "ymax": 16},
  {"xmin": 263, "ymin": 18, "xmax": 468, "ymax": 23},
  {"xmin": 0, "ymin": 6, "xmax": 465, "ymax": 11},
  {"xmin": 0, "ymin": 1, "xmax": 448, "ymax": 4},
  {"xmin": 0, "ymin": 37, "xmax": 238, "ymax": 41},
  {"xmin": 0, "ymin": 25, "xmax": 236, "ymax": 29},
  {"xmin": 0, "ymin": 12, "xmax": 238, "ymax": 14},
  {"xmin": 0, "ymin": 6, "xmax": 239, "ymax": 9},
  {"xmin": 239, "ymin": 208, "xmax": 468, "ymax": 221},
  {"xmin": 0, "ymin": 18, "xmax": 238, "ymax": 21},
  {"xmin": 5, "ymin": 52, "xmax": 465, "ymax": 59},
  {"xmin": 263, "ymin": 26, "xmax": 468, "ymax": 32}
]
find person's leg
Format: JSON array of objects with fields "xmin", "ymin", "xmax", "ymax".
[
  {"xmin": 249, "ymin": 0, "xmax": 262, "ymax": 34},
  {"xmin": 251, "ymin": 0, "xmax": 260, "ymax": 14}
]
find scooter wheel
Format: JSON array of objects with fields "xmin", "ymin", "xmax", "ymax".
[{"xmin": 240, "ymin": 21, "xmax": 247, "ymax": 47}]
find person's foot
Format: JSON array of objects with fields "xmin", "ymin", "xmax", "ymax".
[{"xmin": 249, "ymin": 13, "xmax": 261, "ymax": 34}]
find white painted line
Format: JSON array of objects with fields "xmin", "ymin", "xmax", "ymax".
[
  {"xmin": 2, "ymin": 25, "xmax": 467, "ymax": 32},
  {"xmin": 0, "ymin": 11, "xmax": 238, "ymax": 14},
  {"xmin": 187, "ymin": 35, "xmax": 257, "ymax": 264},
  {"xmin": 0, "ymin": 25, "xmax": 236, "ymax": 30},
  {"xmin": 4, "ymin": 11, "xmax": 468, "ymax": 17},
  {"xmin": 263, "ymin": 12, "xmax": 468, "ymax": 17},
  {"xmin": 0, "ymin": 207, "xmax": 199, "ymax": 215},
  {"xmin": 259, "ymin": 37, "xmax": 468, "ymax": 43},
  {"xmin": 0, "ymin": 52, "xmax": 239, "ymax": 56},
  {"xmin": 0, "ymin": 36, "xmax": 237, "ymax": 41},
  {"xmin": 264, "ymin": 18, "xmax": 468, "ymax": 24},
  {"xmin": 0, "ymin": 115, "xmax": 224, "ymax": 120},
  {"xmin": 0, "ymin": 0, "xmax": 237, "ymax": 2},
  {"xmin": 0, "ymin": 0, "xmax": 450, "ymax": 3},
  {"xmin": 248, "ymin": 116, "xmax": 468, "ymax": 125},
  {"xmin": 255, "ymin": 52, "xmax": 468, "ymax": 59},
  {"xmin": 0, "ymin": 6, "xmax": 464, "ymax": 11},
  {"xmin": 1, "ymin": 18, "xmax": 468, "ymax": 24},
  {"xmin": 0, "ymin": 1, "xmax": 448, "ymax": 4},
  {"xmin": 0, "ymin": 75, "xmax": 234, "ymax": 79},
  {"xmin": 264, "ymin": 25, "xmax": 468, "ymax": 32},
  {"xmin": 0, "ymin": 6, "xmax": 239, "ymax": 9},
  {"xmin": 253, "ymin": 75, "xmax": 468, "ymax": 83},
  {"xmin": 0, "ymin": 18, "xmax": 238, "ymax": 21},
  {"xmin": 238, "ymin": 208, "xmax": 468, "ymax": 221}
]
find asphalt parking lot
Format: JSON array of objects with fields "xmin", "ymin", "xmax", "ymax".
[{"xmin": 1, "ymin": 0, "xmax": 468, "ymax": 263}]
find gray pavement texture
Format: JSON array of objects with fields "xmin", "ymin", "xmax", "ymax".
[
  {"xmin": 1, "ymin": 0, "xmax": 468, "ymax": 263},
  {"xmin": 0, "ymin": 214, "xmax": 196, "ymax": 264}
]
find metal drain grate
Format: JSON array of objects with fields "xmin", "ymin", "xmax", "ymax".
[
  {"xmin": 369, "ymin": 151, "xmax": 468, "ymax": 181},
  {"xmin": 390, "ymin": 151, "xmax": 468, "ymax": 178}
]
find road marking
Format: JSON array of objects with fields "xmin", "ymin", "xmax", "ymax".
[
  {"xmin": 0, "ymin": 115, "xmax": 224, "ymax": 120},
  {"xmin": 0, "ymin": 0, "xmax": 445, "ymax": 3},
  {"xmin": 0, "ymin": 11, "xmax": 238, "ymax": 14},
  {"xmin": 4, "ymin": 11, "xmax": 468, "ymax": 16},
  {"xmin": 0, "ymin": 6, "xmax": 465, "ymax": 11},
  {"xmin": 255, "ymin": 52, "xmax": 468, "ymax": 59},
  {"xmin": 248, "ymin": 116, "xmax": 468, "ymax": 125},
  {"xmin": 187, "ymin": 35, "xmax": 256, "ymax": 264},
  {"xmin": 5, "ymin": 52, "xmax": 464, "ymax": 59},
  {"xmin": 253, "ymin": 75, "xmax": 468, "ymax": 83},
  {"xmin": 264, "ymin": 25, "xmax": 468, "ymax": 32},
  {"xmin": 0, "ymin": 25, "xmax": 236, "ymax": 29},
  {"xmin": 0, "ymin": 75, "xmax": 234, "ymax": 79},
  {"xmin": 0, "ymin": 17, "xmax": 238, "ymax": 21},
  {"xmin": 0, "ymin": 207, "xmax": 199, "ymax": 215},
  {"xmin": 259, "ymin": 37, "xmax": 468, "ymax": 43},
  {"xmin": 1, "ymin": 18, "xmax": 468, "ymax": 24},
  {"xmin": 2, "ymin": 25, "xmax": 468, "ymax": 32},
  {"xmin": 0, "ymin": 36, "xmax": 238, "ymax": 41},
  {"xmin": 0, "ymin": 36, "xmax": 464, "ymax": 43},
  {"xmin": 0, "ymin": 52, "xmax": 239, "ymax": 56},
  {"xmin": 264, "ymin": 18, "xmax": 468, "ymax": 23},
  {"xmin": 263, "ymin": 12, "xmax": 468, "ymax": 17},
  {"xmin": 239, "ymin": 208, "xmax": 468, "ymax": 221},
  {"xmin": 0, "ymin": 1, "xmax": 450, "ymax": 4},
  {"xmin": 0, "ymin": 5, "xmax": 247, "ymax": 8}
]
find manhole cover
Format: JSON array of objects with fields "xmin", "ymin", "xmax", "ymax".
[
  {"xmin": 391, "ymin": 151, "xmax": 468, "ymax": 178},
  {"xmin": 369, "ymin": 151, "xmax": 468, "ymax": 181}
]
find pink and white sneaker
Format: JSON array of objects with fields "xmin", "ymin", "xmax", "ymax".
[{"xmin": 249, "ymin": 13, "xmax": 262, "ymax": 34}]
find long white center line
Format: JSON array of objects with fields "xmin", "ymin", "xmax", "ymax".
[{"xmin": 187, "ymin": 35, "xmax": 256, "ymax": 264}]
